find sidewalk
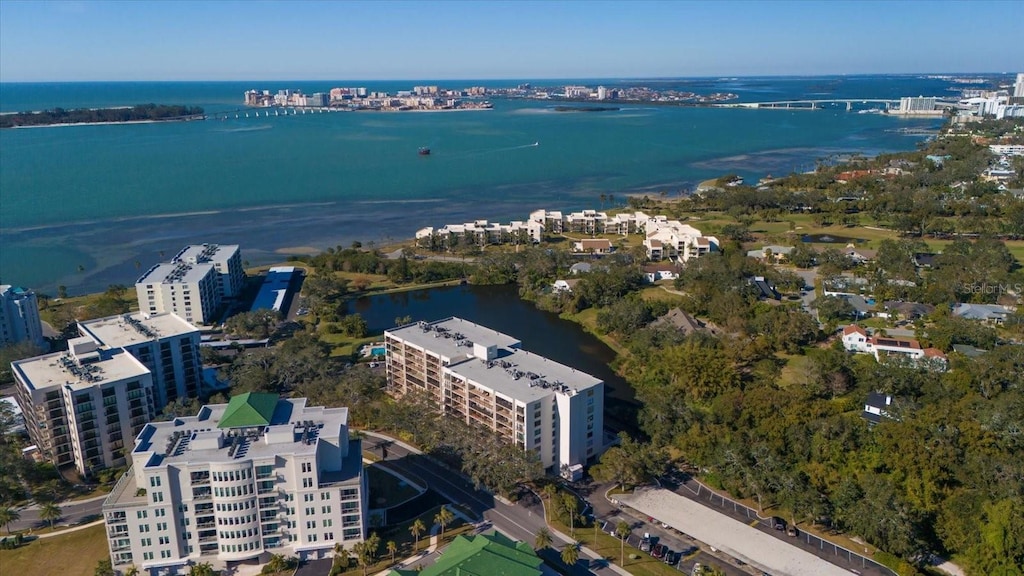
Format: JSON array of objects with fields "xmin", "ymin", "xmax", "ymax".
[{"xmin": 28, "ymin": 519, "xmax": 104, "ymax": 540}]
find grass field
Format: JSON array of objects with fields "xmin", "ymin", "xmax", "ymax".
[{"xmin": 0, "ymin": 524, "xmax": 109, "ymax": 576}]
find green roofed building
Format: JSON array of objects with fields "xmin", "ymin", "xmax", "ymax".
[
  {"xmin": 217, "ymin": 391, "xmax": 279, "ymax": 428},
  {"xmin": 388, "ymin": 530, "xmax": 543, "ymax": 576}
]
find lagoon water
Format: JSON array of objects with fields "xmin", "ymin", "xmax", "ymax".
[{"xmin": 0, "ymin": 76, "xmax": 951, "ymax": 293}]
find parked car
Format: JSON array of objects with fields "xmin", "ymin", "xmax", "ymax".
[
  {"xmin": 787, "ymin": 525, "xmax": 799, "ymax": 537},
  {"xmin": 663, "ymin": 550, "xmax": 676, "ymax": 564},
  {"xmin": 679, "ymin": 546, "xmax": 698, "ymax": 557},
  {"xmin": 771, "ymin": 517, "xmax": 786, "ymax": 530},
  {"xmin": 640, "ymin": 533, "xmax": 652, "ymax": 552},
  {"xmin": 652, "ymin": 543, "xmax": 666, "ymax": 559}
]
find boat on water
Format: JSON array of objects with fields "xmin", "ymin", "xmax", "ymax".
[{"xmin": 418, "ymin": 147, "xmax": 431, "ymax": 156}]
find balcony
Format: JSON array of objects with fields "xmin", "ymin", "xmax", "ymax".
[{"xmin": 196, "ymin": 521, "xmax": 215, "ymax": 530}]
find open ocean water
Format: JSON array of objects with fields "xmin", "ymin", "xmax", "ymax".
[{"xmin": 0, "ymin": 75, "xmax": 962, "ymax": 294}]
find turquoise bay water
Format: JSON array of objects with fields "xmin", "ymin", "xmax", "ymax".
[{"xmin": 0, "ymin": 78, "xmax": 945, "ymax": 294}]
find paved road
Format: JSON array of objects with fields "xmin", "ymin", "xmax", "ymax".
[
  {"xmin": 9, "ymin": 493, "xmax": 107, "ymax": 531},
  {"xmin": 363, "ymin": 436, "xmax": 612, "ymax": 576}
]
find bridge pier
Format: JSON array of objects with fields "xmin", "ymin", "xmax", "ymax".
[{"xmin": 847, "ymin": 102, "xmax": 852, "ymax": 111}]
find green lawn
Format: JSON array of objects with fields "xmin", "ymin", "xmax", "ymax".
[{"xmin": 0, "ymin": 524, "xmax": 109, "ymax": 576}]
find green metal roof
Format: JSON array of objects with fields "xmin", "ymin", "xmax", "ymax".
[
  {"xmin": 217, "ymin": 392, "xmax": 279, "ymax": 429},
  {"xmin": 389, "ymin": 531, "xmax": 542, "ymax": 576}
]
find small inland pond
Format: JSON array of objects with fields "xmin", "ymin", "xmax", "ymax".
[{"xmin": 347, "ymin": 283, "xmax": 639, "ymax": 433}]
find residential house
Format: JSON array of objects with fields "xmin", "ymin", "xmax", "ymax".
[
  {"xmin": 842, "ymin": 325, "xmax": 947, "ymax": 369},
  {"xmin": 952, "ymin": 344, "xmax": 988, "ymax": 358},
  {"xmin": 642, "ymin": 263, "xmax": 679, "ymax": 283},
  {"xmin": 843, "ymin": 244, "xmax": 877, "ymax": 265},
  {"xmin": 651, "ymin": 308, "xmax": 706, "ymax": 336},
  {"xmin": 913, "ymin": 253, "xmax": 940, "ymax": 269},
  {"xmin": 746, "ymin": 245, "xmax": 794, "ymax": 262},
  {"xmin": 569, "ymin": 262, "xmax": 593, "ymax": 275},
  {"xmin": 881, "ymin": 301, "xmax": 935, "ymax": 321},
  {"xmin": 952, "ymin": 303, "xmax": 1015, "ymax": 325},
  {"xmin": 749, "ymin": 276, "xmax": 780, "ymax": 300},
  {"xmin": 552, "ymin": 279, "xmax": 580, "ymax": 294},
  {"xmin": 862, "ymin": 392, "xmax": 893, "ymax": 425},
  {"xmin": 573, "ymin": 239, "xmax": 614, "ymax": 254}
]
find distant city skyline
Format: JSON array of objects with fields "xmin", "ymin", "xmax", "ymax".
[{"xmin": 0, "ymin": 0, "xmax": 1021, "ymax": 82}]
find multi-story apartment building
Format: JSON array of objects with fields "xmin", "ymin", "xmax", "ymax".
[
  {"xmin": 136, "ymin": 261, "xmax": 220, "ymax": 325},
  {"xmin": 102, "ymin": 394, "xmax": 366, "ymax": 574},
  {"xmin": 384, "ymin": 318, "xmax": 604, "ymax": 472},
  {"xmin": 415, "ymin": 219, "xmax": 542, "ymax": 249},
  {"xmin": 78, "ymin": 312, "xmax": 202, "ymax": 408},
  {"xmin": 173, "ymin": 244, "xmax": 246, "ymax": 300},
  {"xmin": 643, "ymin": 221, "xmax": 719, "ymax": 262},
  {"xmin": 13, "ymin": 337, "xmax": 155, "ymax": 475},
  {"xmin": 528, "ymin": 209, "xmax": 564, "ymax": 234},
  {"xmin": 564, "ymin": 210, "xmax": 608, "ymax": 235},
  {"xmin": 0, "ymin": 284, "xmax": 44, "ymax": 347}
]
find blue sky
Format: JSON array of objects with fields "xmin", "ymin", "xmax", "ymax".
[{"xmin": 1, "ymin": 0, "xmax": 1021, "ymax": 81}]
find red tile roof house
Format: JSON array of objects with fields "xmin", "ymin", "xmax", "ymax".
[{"xmin": 841, "ymin": 325, "xmax": 947, "ymax": 369}]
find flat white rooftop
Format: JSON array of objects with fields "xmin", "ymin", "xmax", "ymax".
[
  {"xmin": 14, "ymin": 349, "xmax": 150, "ymax": 392},
  {"xmin": 174, "ymin": 243, "xmax": 239, "ymax": 266},
  {"xmin": 387, "ymin": 317, "xmax": 602, "ymax": 402},
  {"xmin": 78, "ymin": 312, "xmax": 198, "ymax": 349},
  {"xmin": 133, "ymin": 397, "xmax": 348, "ymax": 468},
  {"xmin": 137, "ymin": 261, "xmax": 214, "ymax": 285},
  {"xmin": 449, "ymin": 348, "xmax": 601, "ymax": 402},
  {"xmin": 387, "ymin": 317, "xmax": 521, "ymax": 362},
  {"xmin": 618, "ymin": 488, "xmax": 853, "ymax": 576}
]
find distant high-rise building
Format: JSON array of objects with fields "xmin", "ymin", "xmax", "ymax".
[
  {"xmin": 1014, "ymin": 73, "xmax": 1024, "ymax": 98},
  {"xmin": 597, "ymin": 86, "xmax": 608, "ymax": 100},
  {"xmin": 136, "ymin": 243, "xmax": 244, "ymax": 325},
  {"xmin": 0, "ymin": 285, "xmax": 44, "ymax": 348},
  {"xmin": 899, "ymin": 96, "xmax": 937, "ymax": 113}
]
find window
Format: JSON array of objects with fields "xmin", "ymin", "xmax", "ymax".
[
  {"xmin": 152, "ymin": 491, "xmax": 164, "ymax": 503},
  {"xmin": 325, "ymin": 532, "xmax": 334, "ymax": 541},
  {"xmin": 141, "ymin": 538, "xmax": 152, "ymax": 547},
  {"xmin": 137, "ymin": 511, "xmax": 147, "ymax": 519},
  {"xmin": 303, "ymin": 494, "xmax": 314, "ymax": 502},
  {"xmin": 306, "ymin": 520, "xmax": 316, "ymax": 529},
  {"xmin": 139, "ymin": 524, "xmax": 150, "ymax": 533},
  {"xmin": 143, "ymin": 552, "xmax": 154, "ymax": 561},
  {"xmin": 302, "ymin": 478, "xmax": 313, "ymax": 488},
  {"xmin": 301, "ymin": 462, "xmax": 312, "ymax": 473},
  {"xmin": 320, "ymin": 492, "xmax": 329, "ymax": 500},
  {"xmin": 323, "ymin": 519, "xmax": 332, "ymax": 527},
  {"xmin": 159, "ymin": 536, "xmax": 169, "ymax": 545},
  {"xmin": 150, "ymin": 476, "xmax": 161, "ymax": 487},
  {"xmin": 321, "ymin": 506, "xmax": 331, "ymax": 514}
]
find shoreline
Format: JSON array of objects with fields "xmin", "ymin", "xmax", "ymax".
[{"xmin": 8, "ymin": 117, "xmax": 202, "ymax": 129}]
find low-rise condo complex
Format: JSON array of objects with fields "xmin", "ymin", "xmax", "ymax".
[
  {"xmin": 136, "ymin": 243, "xmax": 245, "ymax": 325},
  {"xmin": 13, "ymin": 312, "xmax": 201, "ymax": 476},
  {"xmin": 102, "ymin": 394, "xmax": 367, "ymax": 574},
  {"xmin": 415, "ymin": 208, "xmax": 718, "ymax": 263},
  {"xmin": 384, "ymin": 318, "xmax": 604, "ymax": 474}
]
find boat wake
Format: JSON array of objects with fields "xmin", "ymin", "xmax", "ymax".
[{"xmin": 444, "ymin": 141, "xmax": 540, "ymax": 159}]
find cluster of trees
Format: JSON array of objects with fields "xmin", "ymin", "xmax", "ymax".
[
  {"xmin": 223, "ymin": 309, "xmax": 280, "ymax": 339},
  {"xmin": 305, "ymin": 246, "xmax": 465, "ymax": 285},
  {"xmin": 592, "ymin": 302, "xmax": 1024, "ymax": 573},
  {"xmin": 0, "ymin": 104, "xmax": 204, "ymax": 128}
]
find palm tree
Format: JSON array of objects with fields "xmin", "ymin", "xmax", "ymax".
[
  {"xmin": 39, "ymin": 501, "xmax": 61, "ymax": 529},
  {"xmin": 434, "ymin": 505, "xmax": 454, "ymax": 539},
  {"xmin": 614, "ymin": 521, "xmax": 631, "ymax": 566},
  {"xmin": 387, "ymin": 540, "xmax": 398, "ymax": 563},
  {"xmin": 564, "ymin": 495, "xmax": 579, "ymax": 536},
  {"xmin": 560, "ymin": 541, "xmax": 580, "ymax": 567},
  {"xmin": 124, "ymin": 566, "xmax": 140, "ymax": 576},
  {"xmin": 333, "ymin": 542, "xmax": 350, "ymax": 571},
  {"xmin": 409, "ymin": 518, "xmax": 426, "ymax": 549},
  {"xmin": 541, "ymin": 483, "xmax": 558, "ymax": 501},
  {"xmin": 264, "ymin": 554, "xmax": 295, "ymax": 576},
  {"xmin": 188, "ymin": 563, "xmax": 214, "ymax": 576},
  {"xmin": 0, "ymin": 507, "xmax": 20, "ymax": 534},
  {"xmin": 353, "ymin": 533, "xmax": 379, "ymax": 576},
  {"xmin": 534, "ymin": 527, "xmax": 552, "ymax": 550}
]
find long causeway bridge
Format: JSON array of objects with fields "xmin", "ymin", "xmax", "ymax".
[{"xmin": 715, "ymin": 99, "xmax": 901, "ymax": 111}]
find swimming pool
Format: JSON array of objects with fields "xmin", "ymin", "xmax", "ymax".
[{"xmin": 371, "ymin": 347, "xmax": 386, "ymax": 356}]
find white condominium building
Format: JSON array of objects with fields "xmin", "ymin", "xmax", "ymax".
[
  {"xmin": 13, "ymin": 337, "xmax": 155, "ymax": 476},
  {"xmin": 173, "ymin": 244, "xmax": 246, "ymax": 300},
  {"xmin": 102, "ymin": 394, "xmax": 366, "ymax": 574},
  {"xmin": 643, "ymin": 221, "xmax": 719, "ymax": 262},
  {"xmin": 1014, "ymin": 73, "xmax": 1024, "ymax": 99},
  {"xmin": 136, "ymin": 261, "xmax": 220, "ymax": 325},
  {"xmin": 385, "ymin": 318, "xmax": 604, "ymax": 471},
  {"xmin": 78, "ymin": 313, "xmax": 202, "ymax": 408},
  {"xmin": 0, "ymin": 284, "xmax": 44, "ymax": 347}
]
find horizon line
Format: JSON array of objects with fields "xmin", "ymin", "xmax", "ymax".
[{"xmin": 1, "ymin": 71, "xmax": 1018, "ymax": 84}]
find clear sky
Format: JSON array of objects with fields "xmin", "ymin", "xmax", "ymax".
[{"xmin": 1, "ymin": 0, "xmax": 1021, "ymax": 82}]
